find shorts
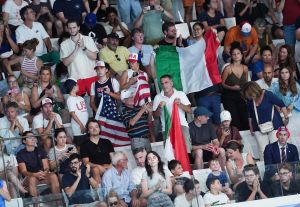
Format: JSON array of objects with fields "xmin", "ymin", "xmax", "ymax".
[
  {"xmin": 73, "ymin": 134, "xmax": 89, "ymax": 147},
  {"xmin": 77, "ymin": 76, "xmax": 98, "ymax": 96},
  {"xmin": 192, "ymin": 149, "xmax": 213, "ymax": 162},
  {"xmin": 182, "ymin": 0, "xmax": 204, "ymax": 7}
]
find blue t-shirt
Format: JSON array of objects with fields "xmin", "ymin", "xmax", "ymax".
[
  {"xmin": 61, "ymin": 167, "xmax": 94, "ymax": 205},
  {"xmin": 252, "ymin": 60, "xmax": 264, "ymax": 81},
  {"xmin": 198, "ymin": 11, "xmax": 224, "ymax": 26},
  {"xmin": 0, "ymin": 180, "xmax": 5, "ymax": 207},
  {"xmin": 207, "ymin": 171, "xmax": 228, "ymax": 187},
  {"xmin": 53, "ymin": 0, "xmax": 85, "ymax": 22}
]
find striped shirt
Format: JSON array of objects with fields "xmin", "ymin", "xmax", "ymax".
[
  {"xmin": 21, "ymin": 56, "xmax": 39, "ymax": 84},
  {"xmin": 122, "ymin": 105, "xmax": 149, "ymax": 139}
]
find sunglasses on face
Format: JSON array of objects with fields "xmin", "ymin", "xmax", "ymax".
[{"xmin": 109, "ymin": 201, "xmax": 118, "ymax": 206}]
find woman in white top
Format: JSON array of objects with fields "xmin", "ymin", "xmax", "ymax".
[
  {"xmin": 48, "ymin": 128, "xmax": 77, "ymax": 178},
  {"xmin": 141, "ymin": 151, "xmax": 173, "ymax": 207},
  {"xmin": 225, "ymin": 141, "xmax": 255, "ymax": 189}
]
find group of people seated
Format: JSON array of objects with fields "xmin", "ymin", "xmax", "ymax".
[{"xmin": 0, "ymin": 0, "xmax": 300, "ymax": 206}]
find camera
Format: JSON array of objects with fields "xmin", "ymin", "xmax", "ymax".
[{"xmin": 146, "ymin": 5, "xmax": 155, "ymax": 11}]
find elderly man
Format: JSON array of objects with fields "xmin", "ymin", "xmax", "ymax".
[
  {"xmin": 190, "ymin": 106, "xmax": 226, "ymax": 170},
  {"xmin": 99, "ymin": 32, "xmax": 130, "ymax": 78},
  {"xmin": 102, "ymin": 151, "xmax": 140, "ymax": 207},
  {"xmin": 32, "ymin": 97, "xmax": 63, "ymax": 152},
  {"xmin": 0, "ymin": 102, "xmax": 29, "ymax": 155}
]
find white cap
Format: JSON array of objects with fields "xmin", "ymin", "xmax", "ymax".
[
  {"xmin": 120, "ymin": 89, "xmax": 134, "ymax": 101},
  {"xmin": 220, "ymin": 110, "xmax": 231, "ymax": 122},
  {"xmin": 41, "ymin": 97, "xmax": 53, "ymax": 106}
]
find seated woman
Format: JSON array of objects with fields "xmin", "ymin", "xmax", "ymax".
[
  {"xmin": 31, "ymin": 66, "xmax": 69, "ymax": 123},
  {"xmin": 269, "ymin": 66, "xmax": 300, "ymax": 149},
  {"xmin": 225, "ymin": 141, "xmax": 255, "ymax": 189},
  {"xmin": 274, "ymin": 44, "xmax": 297, "ymax": 79},
  {"xmin": 2, "ymin": 75, "xmax": 31, "ymax": 116},
  {"xmin": 141, "ymin": 151, "xmax": 173, "ymax": 207},
  {"xmin": 4, "ymin": 38, "xmax": 43, "ymax": 96},
  {"xmin": 48, "ymin": 128, "xmax": 77, "ymax": 178},
  {"xmin": 242, "ymin": 81, "xmax": 288, "ymax": 160},
  {"xmin": 198, "ymin": 0, "xmax": 226, "ymax": 42},
  {"xmin": 187, "ymin": 22, "xmax": 204, "ymax": 46}
]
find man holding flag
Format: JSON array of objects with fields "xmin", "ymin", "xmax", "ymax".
[{"xmin": 153, "ymin": 74, "xmax": 192, "ymax": 155}]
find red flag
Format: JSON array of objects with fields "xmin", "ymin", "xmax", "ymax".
[{"xmin": 169, "ymin": 103, "xmax": 192, "ymax": 174}]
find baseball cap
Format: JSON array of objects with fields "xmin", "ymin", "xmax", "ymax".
[
  {"xmin": 128, "ymin": 53, "xmax": 139, "ymax": 63},
  {"xmin": 193, "ymin": 106, "xmax": 213, "ymax": 117},
  {"xmin": 277, "ymin": 126, "xmax": 290, "ymax": 134},
  {"xmin": 120, "ymin": 89, "xmax": 134, "ymax": 101},
  {"xmin": 85, "ymin": 13, "xmax": 97, "ymax": 28},
  {"xmin": 240, "ymin": 21, "xmax": 252, "ymax": 37},
  {"xmin": 41, "ymin": 97, "xmax": 53, "ymax": 106},
  {"xmin": 107, "ymin": 32, "xmax": 119, "ymax": 40},
  {"xmin": 220, "ymin": 110, "xmax": 232, "ymax": 122},
  {"xmin": 94, "ymin": 60, "xmax": 106, "ymax": 69},
  {"xmin": 64, "ymin": 78, "xmax": 77, "ymax": 94}
]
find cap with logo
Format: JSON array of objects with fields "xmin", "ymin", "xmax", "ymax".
[
  {"xmin": 128, "ymin": 53, "xmax": 139, "ymax": 63},
  {"xmin": 41, "ymin": 97, "xmax": 53, "ymax": 106},
  {"xmin": 240, "ymin": 21, "xmax": 252, "ymax": 37}
]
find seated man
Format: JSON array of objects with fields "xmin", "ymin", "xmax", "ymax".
[
  {"xmin": 99, "ymin": 33, "xmax": 130, "ymax": 78},
  {"xmin": 102, "ymin": 151, "xmax": 140, "ymax": 207},
  {"xmin": 174, "ymin": 179, "xmax": 205, "ymax": 207},
  {"xmin": 190, "ymin": 106, "xmax": 226, "ymax": 170},
  {"xmin": 80, "ymin": 119, "xmax": 114, "ymax": 185},
  {"xmin": 131, "ymin": 147, "xmax": 147, "ymax": 186},
  {"xmin": 62, "ymin": 153, "xmax": 100, "ymax": 206},
  {"xmin": 32, "ymin": 97, "xmax": 63, "ymax": 152},
  {"xmin": 252, "ymin": 45, "xmax": 273, "ymax": 81},
  {"xmin": 16, "ymin": 131, "xmax": 60, "ymax": 198},
  {"xmin": 271, "ymin": 163, "xmax": 300, "ymax": 197},
  {"xmin": 0, "ymin": 102, "xmax": 29, "ymax": 155},
  {"xmin": 235, "ymin": 164, "xmax": 271, "ymax": 202},
  {"xmin": 255, "ymin": 65, "xmax": 278, "ymax": 90}
]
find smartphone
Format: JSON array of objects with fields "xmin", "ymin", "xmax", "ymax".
[
  {"xmin": 132, "ymin": 72, "xmax": 138, "ymax": 77},
  {"xmin": 67, "ymin": 147, "xmax": 74, "ymax": 153}
]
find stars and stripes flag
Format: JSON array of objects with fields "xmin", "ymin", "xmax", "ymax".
[
  {"xmin": 95, "ymin": 92, "xmax": 130, "ymax": 147},
  {"xmin": 133, "ymin": 72, "xmax": 151, "ymax": 106}
]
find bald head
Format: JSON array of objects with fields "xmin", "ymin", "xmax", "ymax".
[{"xmin": 263, "ymin": 65, "xmax": 274, "ymax": 85}]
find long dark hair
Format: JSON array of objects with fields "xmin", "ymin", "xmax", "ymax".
[
  {"xmin": 278, "ymin": 44, "xmax": 296, "ymax": 73},
  {"xmin": 145, "ymin": 151, "xmax": 165, "ymax": 179},
  {"xmin": 230, "ymin": 41, "xmax": 246, "ymax": 65},
  {"xmin": 278, "ymin": 66, "xmax": 298, "ymax": 96}
]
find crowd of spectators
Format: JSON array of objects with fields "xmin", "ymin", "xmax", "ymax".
[{"xmin": 0, "ymin": 0, "xmax": 300, "ymax": 206}]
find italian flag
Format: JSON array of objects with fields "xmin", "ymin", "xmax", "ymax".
[
  {"xmin": 155, "ymin": 29, "xmax": 221, "ymax": 93},
  {"xmin": 164, "ymin": 103, "xmax": 192, "ymax": 174}
]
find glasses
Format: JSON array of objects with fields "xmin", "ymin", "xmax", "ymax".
[
  {"xmin": 8, "ymin": 80, "xmax": 17, "ymax": 84},
  {"xmin": 109, "ymin": 201, "xmax": 118, "ymax": 206},
  {"xmin": 279, "ymin": 172, "xmax": 290, "ymax": 176},
  {"xmin": 70, "ymin": 161, "xmax": 79, "ymax": 166},
  {"xmin": 115, "ymin": 54, "xmax": 121, "ymax": 61}
]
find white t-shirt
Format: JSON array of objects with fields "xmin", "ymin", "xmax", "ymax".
[
  {"xmin": 153, "ymin": 89, "xmax": 191, "ymax": 131},
  {"xmin": 175, "ymin": 193, "xmax": 205, "ymax": 207},
  {"xmin": 0, "ymin": 154, "xmax": 18, "ymax": 172},
  {"xmin": 3, "ymin": 0, "xmax": 28, "ymax": 26},
  {"xmin": 90, "ymin": 78, "xmax": 120, "ymax": 96},
  {"xmin": 101, "ymin": 21, "xmax": 128, "ymax": 38},
  {"xmin": 32, "ymin": 112, "xmax": 63, "ymax": 131},
  {"xmin": 16, "ymin": 22, "xmax": 49, "ymax": 56},
  {"xmin": 142, "ymin": 168, "xmax": 171, "ymax": 189},
  {"xmin": 60, "ymin": 34, "xmax": 98, "ymax": 80},
  {"xmin": 255, "ymin": 78, "xmax": 278, "ymax": 90},
  {"xmin": 66, "ymin": 95, "xmax": 89, "ymax": 136},
  {"xmin": 131, "ymin": 166, "xmax": 146, "ymax": 186},
  {"xmin": 203, "ymin": 192, "xmax": 229, "ymax": 206}
]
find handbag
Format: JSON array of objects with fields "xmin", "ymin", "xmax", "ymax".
[{"xmin": 253, "ymin": 100, "xmax": 274, "ymax": 134}]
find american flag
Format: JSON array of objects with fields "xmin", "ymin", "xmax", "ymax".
[
  {"xmin": 133, "ymin": 72, "xmax": 151, "ymax": 106},
  {"xmin": 95, "ymin": 92, "xmax": 130, "ymax": 147}
]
